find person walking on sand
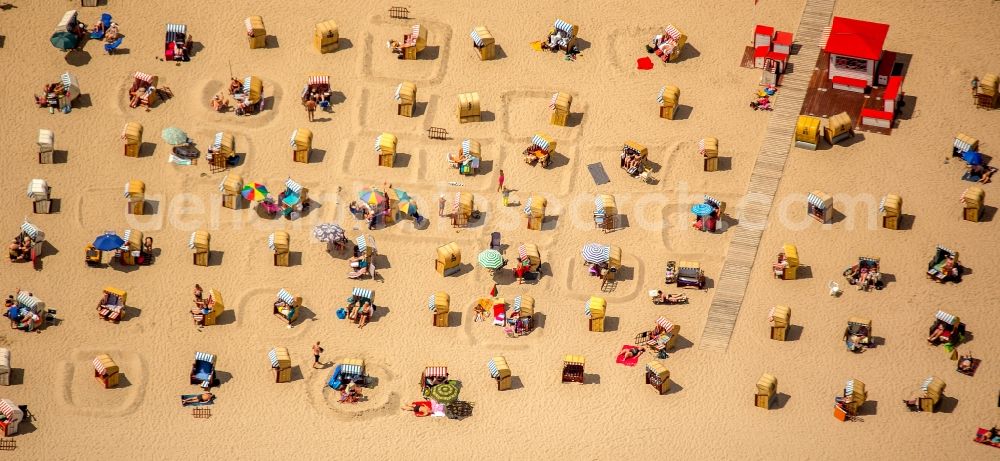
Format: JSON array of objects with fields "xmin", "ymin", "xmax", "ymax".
[
  {"xmin": 312, "ymin": 341, "xmax": 324, "ymax": 369},
  {"xmin": 497, "ymin": 169, "xmax": 505, "ymax": 192},
  {"xmin": 502, "ymin": 187, "xmax": 510, "ymax": 207},
  {"xmin": 305, "ymin": 99, "xmax": 317, "ymax": 122},
  {"xmin": 438, "ymin": 194, "xmax": 447, "ymax": 217}
]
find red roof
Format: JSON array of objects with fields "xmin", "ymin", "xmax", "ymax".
[
  {"xmin": 754, "ymin": 46, "xmax": 770, "ymax": 58},
  {"xmin": 883, "ymin": 76, "xmax": 904, "ymax": 100},
  {"xmin": 824, "ymin": 16, "xmax": 889, "ymax": 61},
  {"xmin": 860, "ymin": 108, "xmax": 893, "ymax": 120},
  {"xmin": 767, "ymin": 52, "xmax": 788, "ymax": 63},
  {"xmin": 755, "ymin": 25, "xmax": 774, "ymax": 37},
  {"xmin": 774, "ymin": 31, "xmax": 793, "ymax": 45}
]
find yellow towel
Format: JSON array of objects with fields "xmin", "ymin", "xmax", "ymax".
[{"xmin": 530, "ymin": 41, "xmax": 542, "ymax": 51}]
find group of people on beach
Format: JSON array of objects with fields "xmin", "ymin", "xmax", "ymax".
[{"xmin": 8, "ymin": 236, "xmax": 34, "ymax": 262}]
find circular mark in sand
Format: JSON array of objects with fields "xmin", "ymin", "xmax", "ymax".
[
  {"xmin": 307, "ymin": 360, "xmax": 398, "ymax": 421},
  {"xmin": 58, "ymin": 349, "xmax": 147, "ymax": 417}
]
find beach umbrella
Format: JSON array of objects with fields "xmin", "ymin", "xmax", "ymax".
[
  {"xmin": 358, "ymin": 188, "xmax": 386, "ymax": 207},
  {"xmin": 241, "ymin": 183, "xmax": 269, "ymax": 201},
  {"xmin": 478, "ymin": 249, "xmax": 505, "ymax": 270},
  {"xmin": 691, "ymin": 203, "xmax": 714, "ymax": 217},
  {"xmin": 962, "ymin": 150, "xmax": 983, "ymax": 166},
  {"xmin": 50, "ymin": 32, "xmax": 78, "ymax": 51},
  {"xmin": 161, "ymin": 127, "xmax": 189, "ymax": 145},
  {"xmin": 93, "ymin": 231, "xmax": 125, "ymax": 251},
  {"xmin": 581, "ymin": 243, "xmax": 610, "ymax": 264},
  {"xmin": 313, "ymin": 223, "xmax": 345, "ymax": 242},
  {"xmin": 428, "ymin": 382, "xmax": 459, "ymax": 404},
  {"xmin": 391, "ymin": 188, "xmax": 412, "ymax": 202},
  {"xmin": 398, "ymin": 200, "xmax": 418, "ymax": 215}
]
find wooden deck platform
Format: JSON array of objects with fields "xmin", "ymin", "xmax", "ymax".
[
  {"xmin": 740, "ymin": 46, "xmax": 756, "ymax": 69},
  {"xmin": 800, "ymin": 50, "xmax": 898, "ymax": 136}
]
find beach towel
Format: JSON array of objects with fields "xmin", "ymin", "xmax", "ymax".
[
  {"xmin": 587, "ymin": 163, "xmax": 610, "ymax": 185},
  {"xmin": 493, "ymin": 305, "xmax": 505, "ymax": 326},
  {"xmin": 180, "ymin": 394, "xmax": 215, "ymax": 407},
  {"xmin": 958, "ymin": 358, "xmax": 981, "ymax": 377},
  {"xmin": 975, "ymin": 428, "xmax": 1000, "ymax": 448},
  {"xmin": 616, "ymin": 345, "xmax": 643, "ymax": 366},
  {"xmin": 637, "ymin": 57, "xmax": 654, "ymax": 70}
]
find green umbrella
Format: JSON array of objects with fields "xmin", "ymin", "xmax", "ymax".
[
  {"xmin": 50, "ymin": 31, "xmax": 78, "ymax": 51},
  {"xmin": 428, "ymin": 382, "xmax": 459, "ymax": 404},
  {"xmin": 478, "ymin": 249, "xmax": 504, "ymax": 270},
  {"xmin": 161, "ymin": 127, "xmax": 189, "ymax": 145}
]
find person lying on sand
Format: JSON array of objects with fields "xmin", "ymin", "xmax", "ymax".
[
  {"xmin": 402, "ymin": 401, "xmax": 432, "ymax": 417},
  {"xmin": 181, "ymin": 393, "xmax": 215, "ymax": 404},
  {"xmin": 619, "ymin": 347, "xmax": 644, "ymax": 361},
  {"xmin": 958, "ymin": 354, "xmax": 975, "ymax": 372}
]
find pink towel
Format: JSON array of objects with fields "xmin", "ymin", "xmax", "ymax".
[{"xmin": 616, "ymin": 345, "xmax": 643, "ymax": 366}]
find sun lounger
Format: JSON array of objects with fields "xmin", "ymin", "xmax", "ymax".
[
  {"xmin": 347, "ymin": 264, "xmax": 370, "ymax": 279},
  {"xmin": 490, "ymin": 232, "xmax": 501, "ymax": 251}
]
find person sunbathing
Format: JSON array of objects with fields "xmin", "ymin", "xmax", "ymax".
[
  {"xmin": 106, "ymin": 23, "xmax": 120, "ymax": 41},
  {"xmin": 976, "ymin": 427, "xmax": 1000, "ymax": 444},
  {"xmin": 402, "ymin": 401, "xmax": 432, "ymax": 417},
  {"xmin": 210, "ymin": 93, "xmax": 227, "ymax": 112},
  {"xmin": 958, "ymin": 354, "xmax": 975, "ymax": 372},
  {"xmin": 228, "ymin": 78, "xmax": 242, "ymax": 95},
  {"xmin": 620, "ymin": 347, "xmax": 644, "ymax": 361},
  {"xmin": 927, "ymin": 323, "xmax": 947, "ymax": 344},
  {"xmin": 356, "ymin": 302, "xmax": 374, "ymax": 328},
  {"xmin": 193, "ymin": 284, "xmax": 205, "ymax": 308},
  {"xmin": 339, "ymin": 383, "xmax": 361, "ymax": 403},
  {"xmin": 181, "ymin": 393, "xmax": 215, "ymax": 404}
]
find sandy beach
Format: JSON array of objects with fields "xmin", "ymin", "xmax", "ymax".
[{"xmin": 1, "ymin": 0, "xmax": 999, "ymax": 458}]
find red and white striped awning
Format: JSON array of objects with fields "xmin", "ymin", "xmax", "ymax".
[
  {"xmin": 424, "ymin": 366, "xmax": 447, "ymax": 377},
  {"xmin": 655, "ymin": 317, "xmax": 673, "ymax": 331},
  {"xmin": 0, "ymin": 399, "xmax": 16, "ymax": 420},
  {"xmin": 93, "ymin": 357, "xmax": 107, "ymax": 375},
  {"xmin": 134, "ymin": 72, "xmax": 154, "ymax": 83},
  {"xmin": 308, "ymin": 76, "xmax": 329, "ymax": 86}
]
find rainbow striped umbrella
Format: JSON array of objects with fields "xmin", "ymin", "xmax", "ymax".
[
  {"xmin": 241, "ymin": 183, "xmax": 269, "ymax": 201},
  {"xmin": 398, "ymin": 200, "xmax": 418, "ymax": 215},
  {"xmin": 358, "ymin": 188, "xmax": 386, "ymax": 207}
]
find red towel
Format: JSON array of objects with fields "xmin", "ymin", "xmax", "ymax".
[
  {"xmin": 616, "ymin": 345, "xmax": 643, "ymax": 366},
  {"xmin": 636, "ymin": 57, "xmax": 654, "ymax": 70}
]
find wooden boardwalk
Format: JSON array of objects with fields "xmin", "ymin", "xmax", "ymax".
[{"xmin": 699, "ymin": 0, "xmax": 836, "ymax": 352}]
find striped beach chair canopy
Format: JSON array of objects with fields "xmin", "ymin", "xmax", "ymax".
[
  {"xmin": 277, "ymin": 289, "xmax": 296, "ymax": 304},
  {"xmin": 878, "ymin": 195, "xmax": 888, "ymax": 213},
  {"xmin": 341, "ymin": 362, "xmax": 364, "ymax": 375},
  {"xmin": 920, "ymin": 376, "xmax": 935, "ymax": 392},
  {"xmin": 308, "ymin": 75, "xmax": 329, "ymax": 86},
  {"xmin": 20, "ymin": 221, "xmax": 43, "ymax": 241},
  {"xmin": 581, "ymin": 243, "xmax": 611, "ymax": 264},
  {"xmin": 488, "ymin": 358, "xmax": 501, "ymax": 378},
  {"xmin": 0, "ymin": 400, "xmax": 20, "ymax": 422},
  {"xmin": 92, "ymin": 356, "xmax": 107, "ymax": 374},
  {"xmin": 166, "ymin": 23, "xmax": 187, "ymax": 34},
  {"xmin": 120, "ymin": 229, "xmax": 133, "ymax": 250},
  {"xmin": 212, "ymin": 132, "xmax": 225, "ymax": 150},
  {"xmin": 27, "ymin": 179, "xmax": 48, "ymax": 199},
  {"xmin": 470, "ymin": 28, "xmax": 484, "ymax": 46},
  {"xmin": 509, "ymin": 295, "xmax": 524, "ymax": 314},
  {"xmin": 657, "ymin": 86, "xmax": 667, "ymax": 104},
  {"xmin": 522, "ymin": 196, "xmax": 533, "ymax": 215},
  {"xmin": 243, "ymin": 76, "xmax": 253, "ymax": 93},
  {"xmin": 351, "ymin": 287, "xmax": 373, "ymax": 303},
  {"xmin": 284, "ymin": 178, "xmax": 303, "ymax": 194},
  {"xmin": 133, "ymin": 72, "xmax": 154, "ymax": 84},
  {"xmin": 394, "ymin": 83, "xmax": 404, "ymax": 101},
  {"xmin": 859, "ymin": 256, "xmax": 879, "ymax": 266},
  {"xmin": 704, "ymin": 194, "xmax": 722, "ymax": 209},
  {"xmin": 655, "ymin": 316, "xmax": 674, "ymax": 331},
  {"xmin": 424, "ymin": 366, "xmax": 447, "ymax": 377},
  {"xmin": 954, "ymin": 135, "xmax": 976, "ymax": 153},
  {"xmin": 664, "ymin": 25, "xmax": 682, "ymax": 41},
  {"xmin": 549, "ymin": 92, "xmax": 559, "ymax": 109},
  {"xmin": 844, "ymin": 379, "xmax": 859, "ymax": 395},
  {"xmin": 355, "ymin": 234, "xmax": 376, "ymax": 253},
  {"xmin": 563, "ymin": 355, "xmax": 585, "ymax": 366},
  {"xmin": 462, "ymin": 139, "xmax": 474, "ymax": 157},
  {"xmin": 61, "ymin": 72, "xmax": 80, "ymax": 99},
  {"xmin": 187, "ymin": 232, "xmax": 198, "ymax": 249},
  {"xmin": 935, "ymin": 245, "xmax": 956, "ymax": 257},
  {"xmin": 267, "ymin": 348, "xmax": 281, "ymax": 368},
  {"xmin": 807, "ymin": 193, "xmax": 828, "ymax": 209},
  {"xmin": 517, "ymin": 244, "xmax": 528, "ymax": 261},
  {"xmin": 194, "ymin": 351, "xmax": 216, "ymax": 364},
  {"xmin": 16, "ymin": 291, "xmax": 41, "ymax": 310},
  {"xmin": 934, "ymin": 310, "xmax": 957, "ymax": 325},
  {"xmin": 531, "ymin": 134, "xmax": 551, "ymax": 152},
  {"xmin": 267, "ymin": 233, "xmax": 277, "ymax": 251},
  {"xmin": 553, "ymin": 19, "xmax": 575, "ymax": 35}
]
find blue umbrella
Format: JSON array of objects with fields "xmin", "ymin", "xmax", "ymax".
[
  {"xmin": 93, "ymin": 231, "xmax": 125, "ymax": 251},
  {"xmin": 50, "ymin": 31, "xmax": 78, "ymax": 51},
  {"xmin": 962, "ymin": 150, "xmax": 983, "ymax": 166},
  {"xmin": 691, "ymin": 203, "xmax": 714, "ymax": 217}
]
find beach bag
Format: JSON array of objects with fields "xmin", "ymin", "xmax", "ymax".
[{"xmin": 336, "ymin": 308, "xmax": 347, "ymax": 319}]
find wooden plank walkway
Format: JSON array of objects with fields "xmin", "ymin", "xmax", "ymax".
[{"xmin": 700, "ymin": 0, "xmax": 836, "ymax": 352}]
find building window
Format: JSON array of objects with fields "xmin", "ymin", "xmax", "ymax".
[{"xmin": 834, "ymin": 56, "xmax": 868, "ymax": 72}]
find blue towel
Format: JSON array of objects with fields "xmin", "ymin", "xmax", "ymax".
[{"xmin": 105, "ymin": 37, "xmax": 123, "ymax": 53}]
